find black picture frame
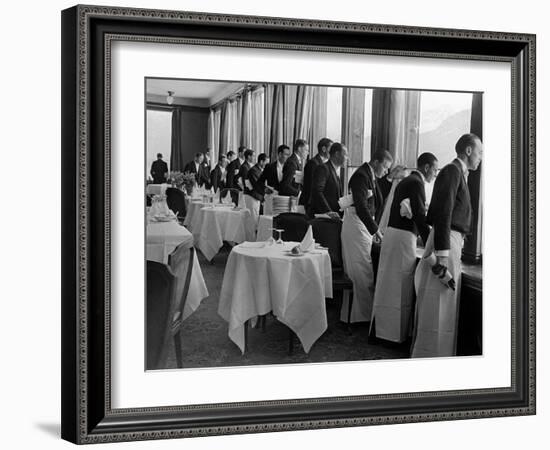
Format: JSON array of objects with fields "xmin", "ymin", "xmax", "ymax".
[{"xmin": 61, "ymin": 4, "xmax": 536, "ymax": 444}]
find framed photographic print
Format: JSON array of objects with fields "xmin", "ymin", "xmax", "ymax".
[{"xmin": 61, "ymin": 4, "xmax": 536, "ymax": 444}]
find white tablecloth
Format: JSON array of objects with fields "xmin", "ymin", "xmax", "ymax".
[
  {"xmin": 192, "ymin": 206, "xmax": 255, "ymax": 261},
  {"xmin": 255, "ymin": 215, "xmax": 274, "ymax": 242},
  {"xmin": 218, "ymin": 241, "xmax": 333, "ymax": 354},
  {"xmin": 146, "ymin": 183, "xmax": 169, "ymax": 196},
  {"xmin": 146, "ymin": 220, "xmax": 209, "ymax": 321},
  {"xmin": 183, "ymin": 200, "xmax": 206, "ymax": 229}
]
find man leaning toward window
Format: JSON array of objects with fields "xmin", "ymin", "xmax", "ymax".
[{"xmin": 411, "ymin": 133, "xmax": 483, "ymax": 358}]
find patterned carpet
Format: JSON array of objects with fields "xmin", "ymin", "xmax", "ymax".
[{"xmin": 158, "ymin": 245, "xmax": 411, "ymax": 370}]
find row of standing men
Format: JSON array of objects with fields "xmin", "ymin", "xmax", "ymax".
[{"xmin": 172, "ymin": 133, "xmax": 483, "ymax": 358}]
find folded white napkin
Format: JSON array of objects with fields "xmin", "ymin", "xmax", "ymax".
[
  {"xmin": 222, "ymin": 191, "xmax": 232, "ymax": 204},
  {"xmin": 338, "ymin": 194, "xmax": 354, "ymax": 211},
  {"xmin": 400, "ymin": 198, "xmax": 413, "ymax": 219},
  {"xmin": 237, "ymin": 191, "xmax": 246, "ymax": 208},
  {"xmin": 299, "ymin": 225, "xmax": 315, "ymax": 252}
]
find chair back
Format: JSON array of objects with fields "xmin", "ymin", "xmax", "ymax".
[
  {"xmin": 165, "ymin": 187, "xmax": 187, "ymax": 220},
  {"xmin": 220, "ymin": 187, "xmax": 240, "ymax": 204},
  {"xmin": 146, "ymin": 261, "xmax": 177, "ymax": 370},
  {"xmin": 273, "ymin": 212, "xmax": 310, "ymax": 242},
  {"xmin": 310, "ymin": 217, "xmax": 344, "ymax": 269}
]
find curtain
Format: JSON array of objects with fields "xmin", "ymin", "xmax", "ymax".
[
  {"xmin": 213, "ymin": 108, "xmax": 221, "ymax": 159},
  {"xmin": 264, "ymin": 84, "xmax": 273, "ymax": 157},
  {"xmin": 294, "ymin": 85, "xmax": 314, "ymax": 144},
  {"xmin": 284, "ymin": 85, "xmax": 298, "ymax": 149},
  {"xmin": 342, "ymin": 88, "xmax": 366, "ymax": 167},
  {"xmin": 240, "ymin": 90, "xmax": 252, "ymax": 148},
  {"xmin": 308, "ymin": 86, "xmax": 327, "ymax": 152},
  {"xmin": 251, "ymin": 87, "xmax": 265, "ymax": 155},
  {"xmin": 269, "ymin": 84, "xmax": 285, "ymax": 160},
  {"xmin": 207, "ymin": 109, "xmax": 216, "ymax": 164},
  {"xmin": 170, "ymin": 107, "xmax": 183, "ymax": 172},
  {"xmin": 370, "ymin": 89, "xmax": 420, "ymax": 168}
]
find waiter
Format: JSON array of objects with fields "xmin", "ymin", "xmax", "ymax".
[
  {"xmin": 370, "ymin": 152, "xmax": 438, "ymax": 343},
  {"xmin": 259, "ymin": 144, "xmax": 291, "ymax": 192},
  {"xmin": 340, "ymin": 149, "xmax": 393, "ymax": 323},
  {"xmin": 184, "ymin": 153, "xmax": 209, "ymax": 187},
  {"xmin": 210, "ymin": 154, "xmax": 228, "ymax": 192},
  {"xmin": 245, "ymin": 153, "xmax": 269, "ymax": 224},
  {"xmin": 279, "ymin": 139, "xmax": 309, "ymax": 198},
  {"xmin": 310, "ymin": 142, "xmax": 347, "ymax": 218},
  {"xmin": 300, "ymin": 137, "xmax": 332, "ymax": 215},
  {"xmin": 411, "ymin": 133, "xmax": 482, "ymax": 358},
  {"xmin": 226, "ymin": 146, "xmax": 246, "ymax": 190},
  {"xmin": 150, "ymin": 153, "xmax": 168, "ymax": 184}
]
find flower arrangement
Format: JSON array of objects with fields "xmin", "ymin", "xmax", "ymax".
[{"xmin": 168, "ymin": 170, "xmax": 185, "ymax": 188}]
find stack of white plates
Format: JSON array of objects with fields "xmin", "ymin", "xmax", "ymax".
[{"xmin": 272, "ymin": 195, "xmax": 291, "ymax": 215}]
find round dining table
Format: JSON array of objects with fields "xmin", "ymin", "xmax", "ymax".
[{"xmin": 218, "ymin": 241, "xmax": 333, "ymax": 354}]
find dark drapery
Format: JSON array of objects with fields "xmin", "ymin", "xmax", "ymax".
[
  {"xmin": 370, "ymin": 89, "xmax": 392, "ymax": 156},
  {"xmin": 269, "ymin": 84, "xmax": 285, "ymax": 161},
  {"xmin": 170, "ymin": 107, "xmax": 183, "ymax": 172}
]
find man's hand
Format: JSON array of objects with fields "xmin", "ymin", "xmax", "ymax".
[
  {"xmin": 327, "ymin": 211, "xmax": 340, "ymax": 219},
  {"xmin": 373, "ymin": 230, "xmax": 383, "ymax": 244}
]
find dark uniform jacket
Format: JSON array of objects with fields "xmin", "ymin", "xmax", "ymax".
[
  {"xmin": 388, "ymin": 171, "xmax": 430, "ymax": 245},
  {"xmin": 210, "ymin": 165, "xmax": 226, "ymax": 192},
  {"xmin": 279, "ymin": 153, "xmax": 302, "ymax": 197},
  {"xmin": 246, "ymin": 164, "xmax": 265, "ymax": 202},
  {"xmin": 237, "ymin": 161, "xmax": 252, "ymax": 193},
  {"xmin": 150, "ymin": 159, "xmax": 168, "ymax": 184},
  {"xmin": 299, "ymin": 154, "xmax": 325, "ymax": 208},
  {"xmin": 348, "ymin": 162, "xmax": 384, "ymax": 235},
  {"xmin": 226, "ymin": 158, "xmax": 243, "ymax": 190},
  {"xmin": 310, "ymin": 161, "xmax": 344, "ymax": 215},
  {"xmin": 183, "ymin": 161, "xmax": 209, "ymax": 187},
  {"xmin": 259, "ymin": 161, "xmax": 281, "ymax": 192},
  {"xmin": 426, "ymin": 159, "xmax": 472, "ymax": 252}
]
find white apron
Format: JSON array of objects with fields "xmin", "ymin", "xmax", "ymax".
[
  {"xmin": 370, "ymin": 227, "xmax": 417, "ymax": 342},
  {"xmin": 244, "ymin": 194, "xmax": 260, "ymax": 229},
  {"xmin": 340, "ymin": 207, "xmax": 375, "ymax": 322},
  {"xmin": 411, "ymin": 229, "xmax": 463, "ymax": 358}
]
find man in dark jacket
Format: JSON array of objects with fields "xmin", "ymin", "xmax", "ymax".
[
  {"xmin": 310, "ymin": 142, "xmax": 347, "ymax": 218},
  {"xmin": 279, "ymin": 139, "xmax": 309, "ymax": 198},
  {"xmin": 412, "ymin": 133, "xmax": 482, "ymax": 358},
  {"xmin": 259, "ymin": 144, "xmax": 291, "ymax": 192},
  {"xmin": 184, "ymin": 153, "xmax": 210, "ymax": 187},
  {"xmin": 150, "ymin": 153, "xmax": 168, "ymax": 184},
  {"xmin": 371, "ymin": 152, "xmax": 438, "ymax": 343},
  {"xmin": 245, "ymin": 153, "xmax": 269, "ymax": 223},
  {"xmin": 210, "ymin": 154, "xmax": 228, "ymax": 192},
  {"xmin": 226, "ymin": 146, "xmax": 246, "ymax": 190},
  {"xmin": 300, "ymin": 137, "xmax": 333, "ymax": 215}
]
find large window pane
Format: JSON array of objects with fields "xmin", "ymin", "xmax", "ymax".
[
  {"xmin": 419, "ymin": 91, "xmax": 472, "ymax": 204},
  {"xmin": 146, "ymin": 109, "xmax": 172, "ymax": 179}
]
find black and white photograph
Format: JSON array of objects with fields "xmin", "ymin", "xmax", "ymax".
[{"xmin": 145, "ymin": 78, "xmax": 483, "ymax": 370}]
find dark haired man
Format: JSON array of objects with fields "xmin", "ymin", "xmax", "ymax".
[
  {"xmin": 259, "ymin": 144, "xmax": 291, "ymax": 192},
  {"xmin": 279, "ymin": 138, "xmax": 309, "ymax": 198},
  {"xmin": 210, "ymin": 154, "xmax": 228, "ymax": 192},
  {"xmin": 340, "ymin": 149, "xmax": 393, "ymax": 323},
  {"xmin": 226, "ymin": 146, "xmax": 246, "ymax": 190},
  {"xmin": 245, "ymin": 153, "xmax": 269, "ymax": 224},
  {"xmin": 371, "ymin": 152, "xmax": 438, "ymax": 343},
  {"xmin": 150, "ymin": 153, "xmax": 168, "ymax": 184},
  {"xmin": 184, "ymin": 152, "xmax": 209, "ymax": 187},
  {"xmin": 411, "ymin": 133, "xmax": 482, "ymax": 358},
  {"xmin": 310, "ymin": 142, "xmax": 348, "ymax": 218},
  {"xmin": 300, "ymin": 137, "xmax": 333, "ymax": 215}
]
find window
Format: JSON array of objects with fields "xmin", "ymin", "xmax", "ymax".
[
  {"xmin": 362, "ymin": 88, "xmax": 373, "ymax": 163},
  {"xmin": 146, "ymin": 109, "xmax": 172, "ymax": 179},
  {"xmin": 326, "ymin": 87, "xmax": 343, "ymax": 142},
  {"xmin": 418, "ymin": 91, "xmax": 473, "ymax": 204}
]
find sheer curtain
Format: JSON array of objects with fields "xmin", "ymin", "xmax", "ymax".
[
  {"xmin": 294, "ymin": 85, "xmax": 314, "ymax": 144},
  {"xmin": 268, "ymin": 84, "xmax": 285, "ymax": 160},
  {"xmin": 207, "ymin": 109, "xmax": 216, "ymax": 164},
  {"xmin": 240, "ymin": 90, "xmax": 252, "ymax": 148},
  {"xmin": 251, "ymin": 87, "xmax": 265, "ymax": 154},
  {"xmin": 308, "ymin": 86, "xmax": 327, "ymax": 152},
  {"xmin": 370, "ymin": 88, "xmax": 420, "ymax": 167}
]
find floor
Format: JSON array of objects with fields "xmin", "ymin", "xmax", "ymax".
[{"xmin": 158, "ymin": 245, "xmax": 412, "ymax": 370}]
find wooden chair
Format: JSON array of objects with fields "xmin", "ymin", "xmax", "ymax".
[
  {"xmin": 165, "ymin": 187, "xmax": 187, "ymax": 223},
  {"xmin": 310, "ymin": 217, "xmax": 354, "ymax": 332},
  {"xmin": 272, "ymin": 212, "xmax": 309, "ymax": 242},
  {"xmin": 146, "ymin": 246, "xmax": 195, "ymax": 370}
]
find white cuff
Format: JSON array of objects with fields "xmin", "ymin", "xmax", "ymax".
[{"xmin": 434, "ymin": 250, "xmax": 450, "ymax": 257}]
